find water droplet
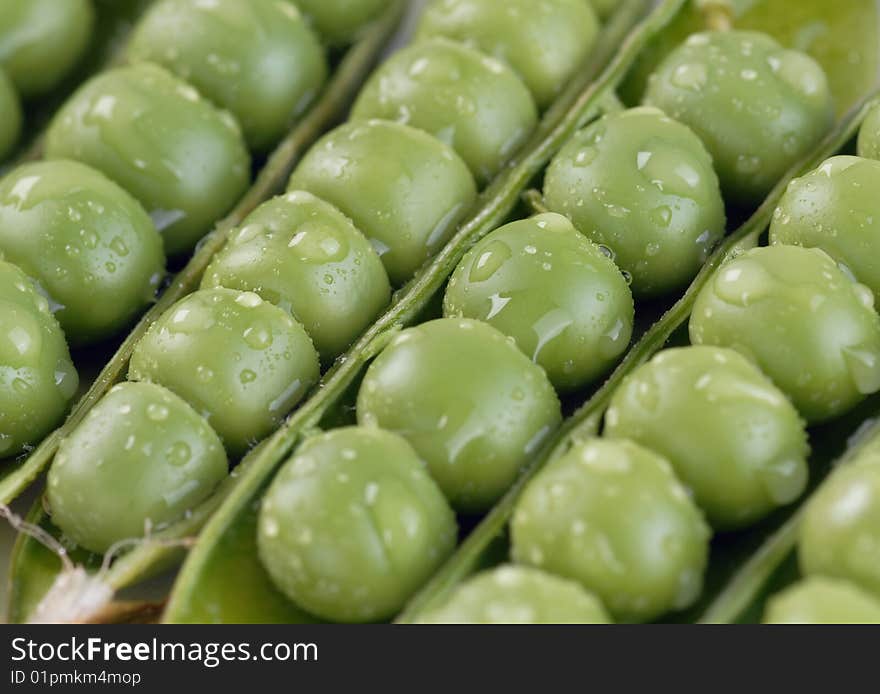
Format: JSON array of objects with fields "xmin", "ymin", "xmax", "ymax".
[
  {"xmin": 671, "ymin": 63, "xmax": 708, "ymax": 91},
  {"xmin": 469, "ymin": 239, "xmax": 511, "ymax": 283},
  {"xmin": 239, "ymin": 369, "xmax": 257, "ymax": 384}
]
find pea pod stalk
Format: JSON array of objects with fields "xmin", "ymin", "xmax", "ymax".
[
  {"xmin": 396, "ymin": 90, "xmax": 880, "ymax": 623},
  {"xmin": 0, "ymin": 0, "xmax": 407, "ymax": 507}
]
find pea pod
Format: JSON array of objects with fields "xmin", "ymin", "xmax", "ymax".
[
  {"xmin": 158, "ymin": 0, "xmax": 685, "ymax": 625},
  {"xmin": 397, "ymin": 90, "xmax": 880, "ymax": 624},
  {"xmin": 0, "ymin": 1, "xmax": 406, "ymax": 507}
]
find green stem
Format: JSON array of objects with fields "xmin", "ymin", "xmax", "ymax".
[
  {"xmin": 160, "ymin": 0, "xmax": 681, "ymax": 620},
  {"xmin": 522, "ymin": 189, "xmax": 549, "ymax": 215},
  {"xmin": 396, "ymin": 91, "xmax": 880, "ymax": 623},
  {"xmin": 0, "ymin": 0, "xmax": 406, "ymax": 506}
]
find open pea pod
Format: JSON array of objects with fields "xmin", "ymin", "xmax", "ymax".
[
  {"xmin": 396, "ymin": 90, "xmax": 880, "ymax": 623},
  {"xmin": 622, "ymin": 0, "xmax": 879, "ymax": 118},
  {"xmin": 0, "ymin": 1, "xmax": 406, "ymax": 506},
  {"xmin": 158, "ymin": 0, "xmax": 685, "ymax": 624},
  {"xmin": 5, "ymin": 0, "xmax": 660, "ymax": 624}
]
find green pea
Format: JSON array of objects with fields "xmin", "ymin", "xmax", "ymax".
[
  {"xmin": 511, "ymin": 438, "xmax": 709, "ymax": 623},
  {"xmin": 202, "ymin": 191, "xmax": 390, "ymax": 362},
  {"xmin": 47, "ymin": 381, "xmax": 227, "ymax": 554},
  {"xmin": 799, "ymin": 453, "xmax": 880, "ymax": 598},
  {"xmin": 857, "ymin": 102, "xmax": 880, "ymax": 160},
  {"xmin": 257, "ymin": 426, "xmax": 457, "ymax": 623},
  {"xmin": 543, "ymin": 107, "xmax": 725, "ymax": 297},
  {"xmin": 417, "ymin": 0, "xmax": 599, "ymax": 109},
  {"xmin": 0, "ymin": 0, "xmax": 94, "ymax": 98},
  {"xmin": 0, "ymin": 160, "xmax": 165, "ymax": 346},
  {"xmin": 128, "ymin": 0, "xmax": 327, "ymax": 152},
  {"xmin": 770, "ymin": 156, "xmax": 880, "ymax": 303},
  {"xmin": 643, "ymin": 31, "xmax": 833, "ymax": 203},
  {"xmin": 295, "ymin": 0, "xmax": 389, "ymax": 47},
  {"xmin": 357, "ymin": 318, "xmax": 561, "ymax": 512},
  {"xmin": 417, "ymin": 565, "xmax": 612, "ymax": 624},
  {"xmin": 443, "ymin": 213, "xmax": 633, "ymax": 392},
  {"xmin": 129, "ymin": 288, "xmax": 319, "ymax": 458},
  {"xmin": 45, "ymin": 63, "xmax": 251, "ymax": 257},
  {"xmin": 288, "ymin": 120, "xmax": 476, "ymax": 286},
  {"xmin": 689, "ymin": 245, "xmax": 880, "ymax": 423},
  {"xmin": 0, "ymin": 68, "xmax": 21, "ymax": 160},
  {"xmin": 351, "ymin": 38, "xmax": 537, "ymax": 184},
  {"xmin": 604, "ymin": 346, "xmax": 809, "ymax": 529},
  {"xmin": 763, "ymin": 577, "xmax": 880, "ymax": 624},
  {"xmin": 0, "ymin": 261, "xmax": 78, "ymax": 458}
]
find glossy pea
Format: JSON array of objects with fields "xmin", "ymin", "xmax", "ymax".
[
  {"xmin": 351, "ymin": 38, "xmax": 537, "ymax": 184},
  {"xmin": 417, "ymin": 565, "xmax": 612, "ymax": 624},
  {"xmin": 202, "ymin": 191, "xmax": 390, "ymax": 362},
  {"xmin": 544, "ymin": 107, "xmax": 725, "ymax": 297},
  {"xmin": 0, "ymin": 0, "xmax": 94, "ymax": 98},
  {"xmin": 0, "ymin": 68, "xmax": 21, "ymax": 160},
  {"xmin": 257, "ymin": 426, "xmax": 457, "ymax": 623},
  {"xmin": 128, "ymin": 0, "xmax": 328, "ymax": 152},
  {"xmin": 770, "ymin": 156, "xmax": 880, "ymax": 303},
  {"xmin": 763, "ymin": 577, "xmax": 880, "ymax": 624},
  {"xmin": 47, "ymin": 382, "xmax": 227, "ymax": 554},
  {"xmin": 129, "ymin": 288, "xmax": 319, "ymax": 458},
  {"xmin": 357, "ymin": 318, "xmax": 561, "ymax": 512},
  {"xmin": 0, "ymin": 160, "xmax": 165, "ymax": 345},
  {"xmin": 511, "ymin": 438, "xmax": 710, "ymax": 623},
  {"xmin": 799, "ymin": 452, "xmax": 880, "ymax": 598},
  {"xmin": 0, "ymin": 261, "xmax": 78, "ymax": 458},
  {"xmin": 689, "ymin": 245, "xmax": 880, "ymax": 423},
  {"xmin": 288, "ymin": 120, "xmax": 476, "ymax": 286},
  {"xmin": 644, "ymin": 31, "xmax": 833, "ymax": 203},
  {"xmin": 417, "ymin": 0, "xmax": 599, "ymax": 109},
  {"xmin": 45, "ymin": 63, "xmax": 251, "ymax": 257},
  {"xmin": 604, "ymin": 346, "xmax": 809, "ymax": 529},
  {"xmin": 295, "ymin": 0, "xmax": 389, "ymax": 47},
  {"xmin": 443, "ymin": 213, "xmax": 634, "ymax": 392}
]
